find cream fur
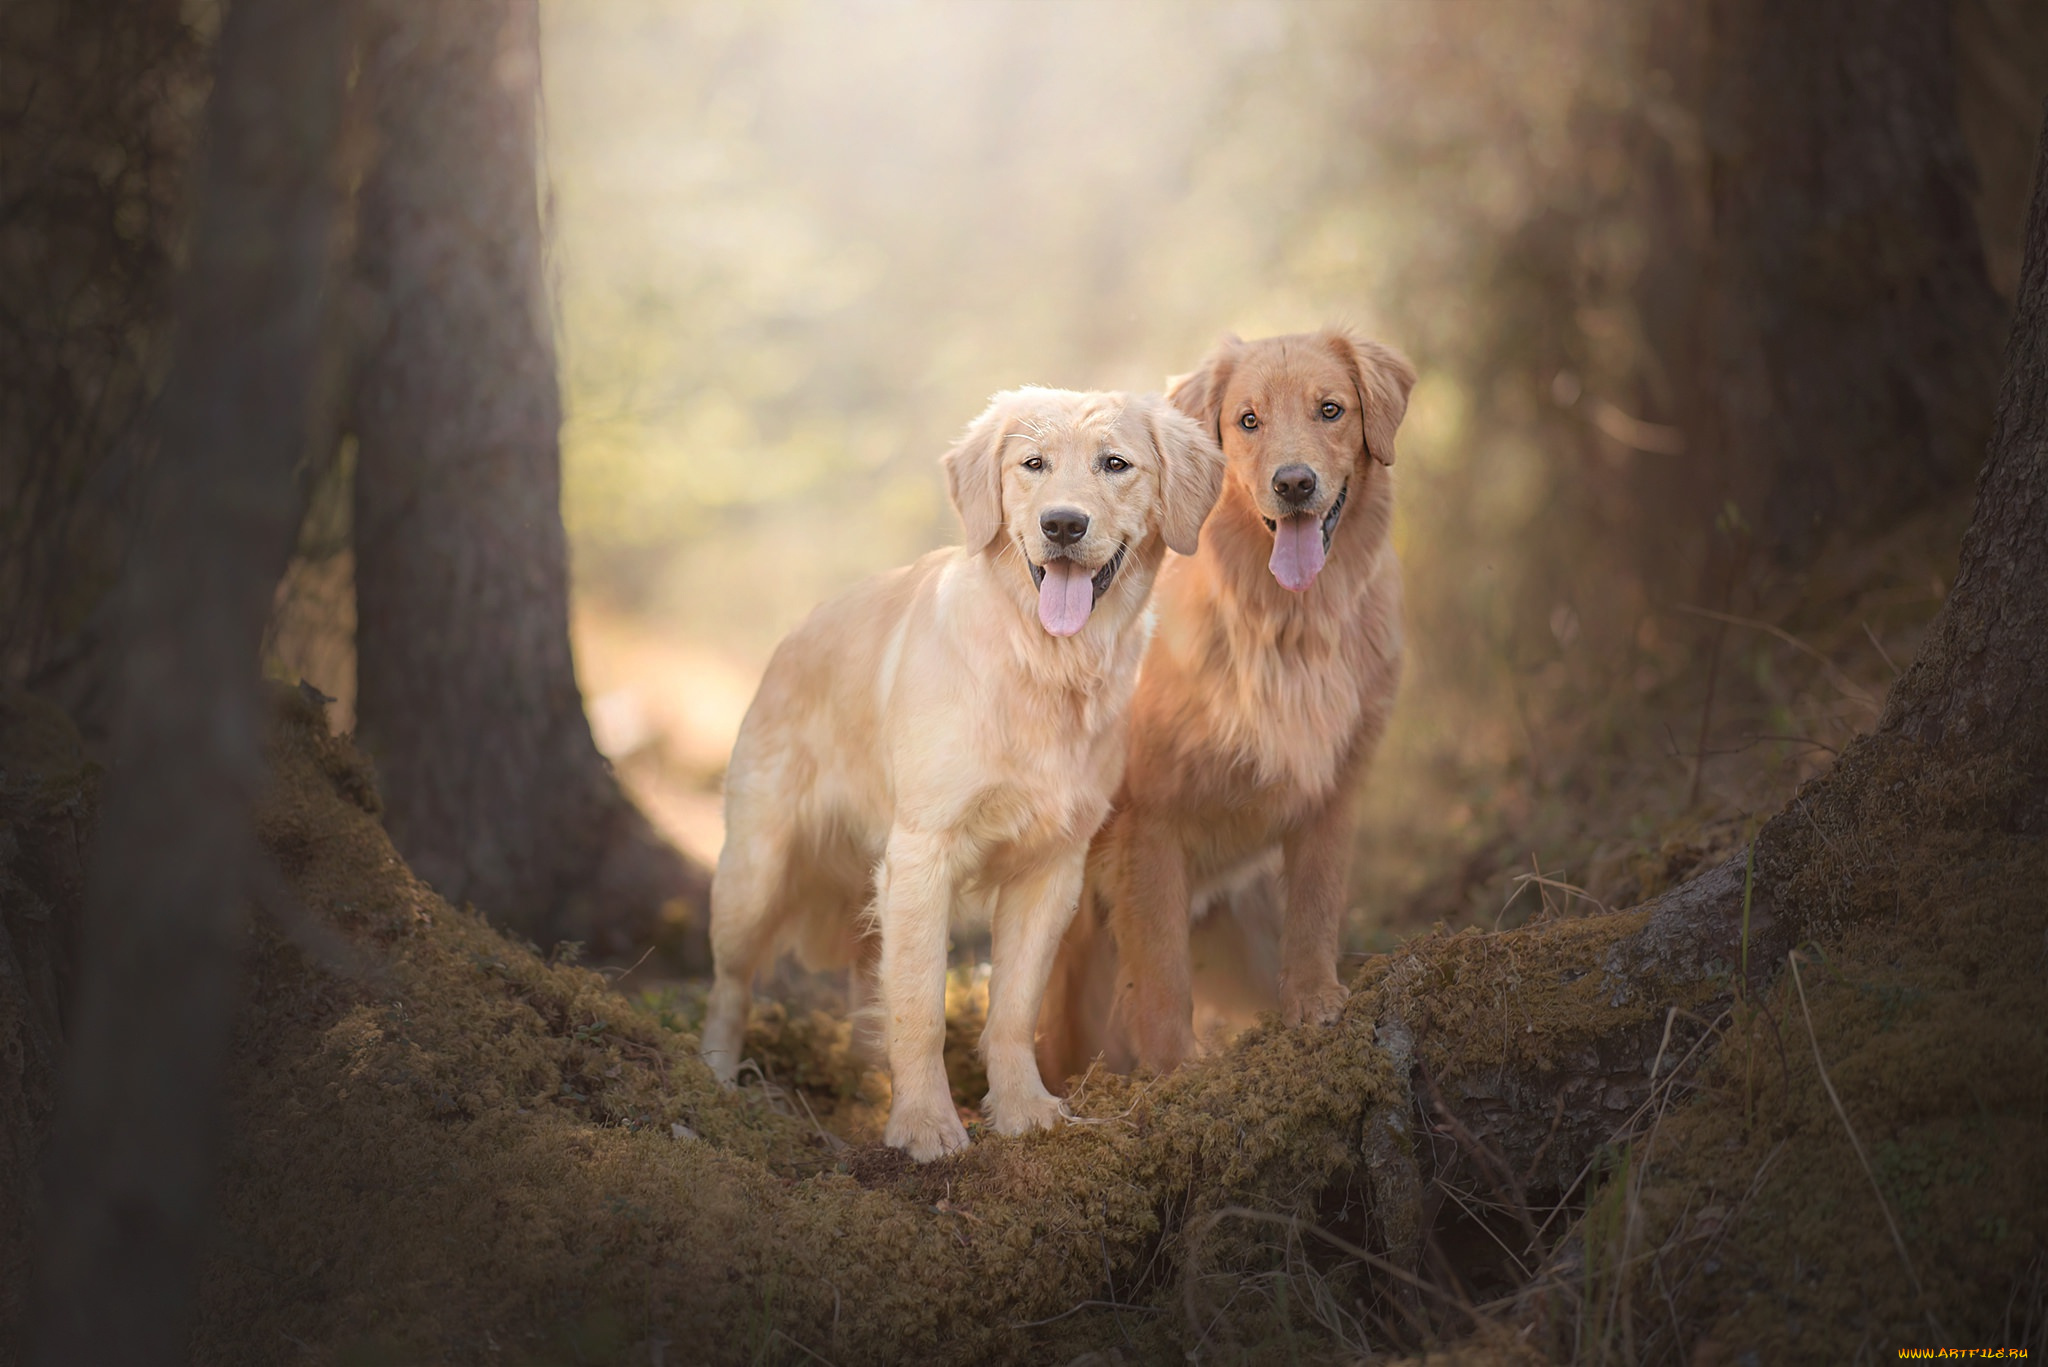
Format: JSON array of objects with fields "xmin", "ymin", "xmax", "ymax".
[{"xmin": 700, "ymin": 387, "xmax": 1223, "ymax": 1161}]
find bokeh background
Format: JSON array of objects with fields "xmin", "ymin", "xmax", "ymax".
[{"xmin": 271, "ymin": 0, "xmax": 2042, "ymax": 951}]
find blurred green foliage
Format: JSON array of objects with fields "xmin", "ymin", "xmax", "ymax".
[
  {"xmin": 537, "ymin": 0, "xmax": 1801, "ymax": 936},
  {"xmin": 540, "ymin": 0, "xmax": 2025, "ymax": 936},
  {"xmin": 543, "ymin": 0, "xmax": 1649, "ymax": 667}
]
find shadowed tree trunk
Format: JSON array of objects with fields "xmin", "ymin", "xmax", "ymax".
[
  {"xmin": 1954, "ymin": 0, "xmax": 2048, "ymax": 301},
  {"xmin": 1734, "ymin": 86, "xmax": 2048, "ymax": 950},
  {"xmin": 26, "ymin": 0, "xmax": 349, "ymax": 1360},
  {"xmin": 350, "ymin": 0, "xmax": 705, "ymax": 958},
  {"xmin": 0, "ymin": 0, "xmax": 203, "ymax": 726},
  {"xmin": 1631, "ymin": 0, "xmax": 2009, "ymax": 576},
  {"xmin": 1873, "ymin": 181, "xmax": 2048, "ymax": 766}
]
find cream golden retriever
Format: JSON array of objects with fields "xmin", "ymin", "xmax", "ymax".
[
  {"xmin": 1038, "ymin": 329, "xmax": 1416, "ymax": 1081},
  {"xmin": 699, "ymin": 387, "xmax": 1224, "ymax": 1161}
]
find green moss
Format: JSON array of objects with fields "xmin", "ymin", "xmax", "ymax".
[
  {"xmin": 136, "ymin": 688, "xmax": 2044, "ymax": 1363},
  {"xmin": 196, "ymin": 695, "xmax": 1439, "ymax": 1363},
  {"xmin": 1575, "ymin": 742, "xmax": 2048, "ymax": 1363}
]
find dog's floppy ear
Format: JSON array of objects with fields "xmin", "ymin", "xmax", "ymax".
[
  {"xmin": 1328, "ymin": 329, "xmax": 1417, "ymax": 468},
  {"xmin": 942, "ymin": 394, "xmax": 1009, "ymax": 552},
  {"xmin": 1143, "ymin": 395, "xmax": 1226, "ymax": 557},
  {"xmin": 1165, "ymin": 333, "xmax": 1241, "ymax": 448}
]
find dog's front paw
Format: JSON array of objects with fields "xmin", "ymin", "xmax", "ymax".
[
  {"xmin": 1281, "ymin": 977, "xmax": 1350, "ymax": 1028},
  {"xmin": 1122, "ymin": 996, "xmax": 1198, "ymax": 1075},
  {"xmin": 984, "ymin": 1085, "xmax": 1065, "ymax": 1138},
  {"xmin": 885, "ymin": 1097, "xmax": 971, "ymax": 1162},
  {"xmin": 697, "ymin": 1030, "xmax": 742, "ymax": 1087}
]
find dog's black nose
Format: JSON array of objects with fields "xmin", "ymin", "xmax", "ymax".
[
  {"xmin": 1272, "ymin": 464, "xmax": 1318, "ymax": 505},
  {"xmin": 1040, "ymin": 507, "xmax": 1089, "ymax": 546}
]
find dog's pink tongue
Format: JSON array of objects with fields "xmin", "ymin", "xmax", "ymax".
[
  {"xmin": 1036, "ymin": 559, "xmax": 1095, "ymax": 636},
  {"xmin": 1269, "ymin": 514, "xmax": 1327, "ymax": 592}
]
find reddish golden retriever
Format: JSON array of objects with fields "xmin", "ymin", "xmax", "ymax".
[{"xmin": 1039, "ymin": 329, "xmax": 1415, "ymax": 1079}]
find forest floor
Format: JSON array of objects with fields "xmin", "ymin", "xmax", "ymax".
[
  {"xmin": 587, "ymin": 492, "xmax": 1980, "ymax": 1150},
  {"xmin": 5, "ymin": 495, "xmax": 2042, "ymax": 1365}
]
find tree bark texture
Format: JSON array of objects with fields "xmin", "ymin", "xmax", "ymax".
[
  {"xmin": 1878, "ymin": 111, "xmax": 2048, "ymax": 765},
  {"xmin": 25, "ymin": 1, "xmax": 349, "ymax": 1361},
  {"xmin": 350, "ymin": 0, "xmax": 703, "ymax": 958},
  {"xmin": 1741, "ymin": 104, "xmax": 2048, "ymax": 959},
  {"xmin": 1633, "ymin": 0, "xmax": 2008, "ymax": 571},
  {"xmin": 0, "ymin": 0, "xmax": 203, "ymax": 721},
  {"xmin": 0, "ymin": 692, "xmax": 95, "ymax": 1356}
]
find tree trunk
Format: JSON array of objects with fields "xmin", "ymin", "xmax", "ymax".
[
  {"xmin": 1732, "ymin": 97, "xmax": 2048, "ymax": 956},
  {"xmin": 1877, "ymin": 146, "xmax": 2048, "ymax": 768},
  {"xmin": 0, "ymin": 691, "xmax": 95, "ymax": 1357},
  {"xmin": 0, "ymin": 0, "xmax": 203, "ymax": 725},
  {"xmin": 1632, "ymin": 0, "xmax": 2008, "ymax": 573},
  {"xmin": 350, "ymin": 0, "xmax": 704, "ymax": 958},
  {"xmin": 25, "ymin": 1, "xmax": 349, "ymax": 1360}
]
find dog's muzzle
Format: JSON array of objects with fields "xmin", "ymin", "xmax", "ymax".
[
  {"xmin": 1261, "ymin": 479, "xmax": 1350, "ymax": 554},
  {"xmin": 1029, "ymin": 541, "xmax": 1128, "ymax": 605}
]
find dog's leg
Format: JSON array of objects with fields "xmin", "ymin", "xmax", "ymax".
[
  {"xmin": 700, "ymin": 834, "xmax": 788, "ymax": 1085},
  {"xmin": 1108, "ymin": 814, "xmax": 1199, "ymax": 1073},
  {"xmin": 1034, "ymin": 890, "xmax": 1098, "ymax": 1095},
  {"xmin": 847, "ymin": 927, "xmax": 885, "ymax": 1067},
  {"xmin": 1036, "ymin": 829, "xmax": 1133, "ymax": 1084},
  {"xmin": 983, "ymin": 849, "xmax": 1085, "ymax": 1135},
  {"xmin": 1278, "ymin": 788, "xmax": 1358, "ymax": 1027},
  {"xmin": 700, "ymin": 974, "xmax": 750, "ymax": 1085},
  {"xmin": 876, "ymin": 828, "xmax": 970, "ymax": 1162}
]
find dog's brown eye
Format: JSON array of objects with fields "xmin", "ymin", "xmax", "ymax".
[
  {"xmin": 1321, "ymin": 401, "xmax": 1344, "ymax": 421},
  {"xmin": 1102, "ymin": 454, "xmax": 1129, "ymax": 473},
  {"xmin": 1023, "ymin": 455, "xmax": 1044, "ymax": 471},
  {"xmin": 1239, "ymin": 412, "xmax": 1258, "ymax": 431}
]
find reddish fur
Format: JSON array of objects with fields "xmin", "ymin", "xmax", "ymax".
[{"xmin": 1038, "ymin": 328, "xmax": 1416, "ymax": 1082}]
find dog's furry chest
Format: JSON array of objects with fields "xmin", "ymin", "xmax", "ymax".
[
  {"xmin": 957, "ymin": 690, "xmax": 1128, "ymax": 883},
  {"xmin": 1209, "ymin": 633, "xmax": 1373, "ymax": 803},
  {"xmin": 957, "ymin": 777, "xmax": 1104, "ymax": 888},
  {"xmin": 1138, "ymin": 565, "xmax": 1402, "ymax": 881}
]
